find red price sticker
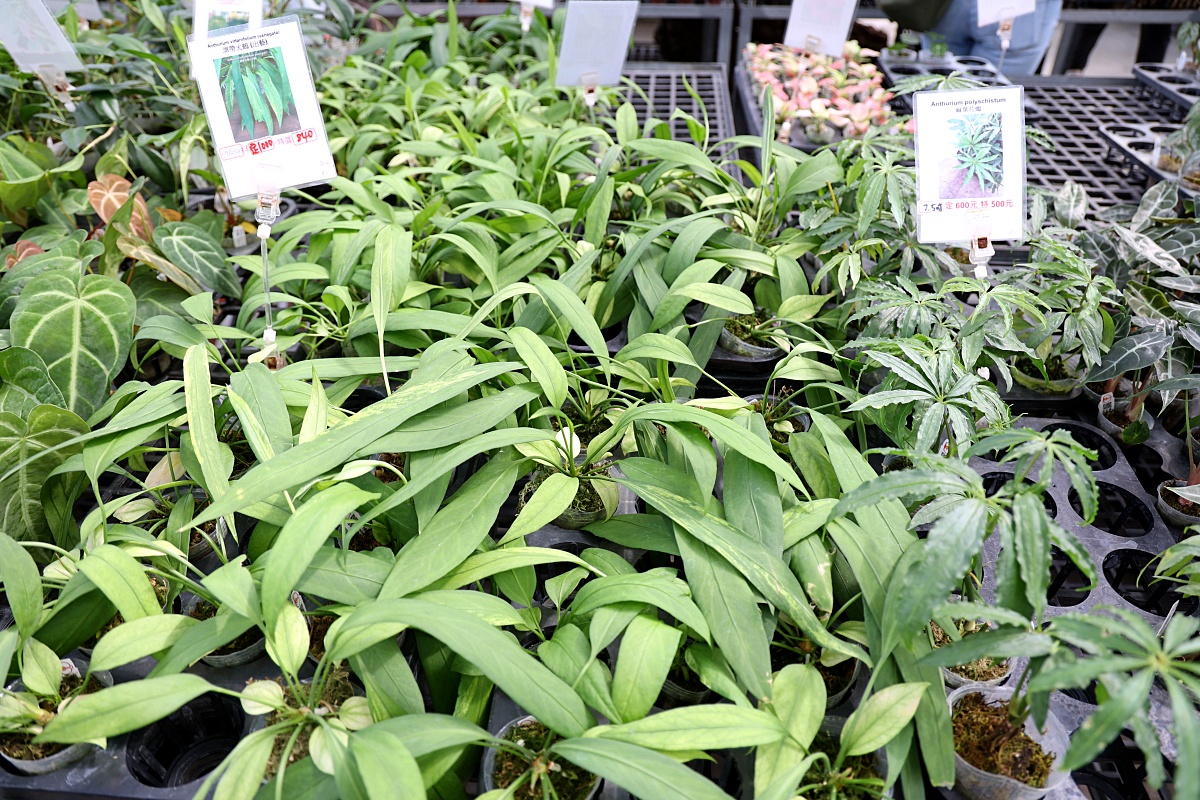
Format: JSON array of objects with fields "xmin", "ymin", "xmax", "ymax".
[
  {"xmin": 248, "ymin": 138, "xmax": 276, "ymax": 156},
  {"xmin": 295, "ymin": 128, "xmax": 315, "ymax": 145}
]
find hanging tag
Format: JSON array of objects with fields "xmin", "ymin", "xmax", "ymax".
[
  {"xmin": 60, "ymin": 659, "xmax": 81, "ymax": 678},
  {"xmin": 188, "ymin": 17, "xmax": 336, "ymax": 201},
  {"xmin": 556, "ymin": 0, "xmax": 638, "ymax": 89},
  {"xmin": 785, "ymin": 0, "xmax": 857, "ymax": 57},
  {"xmin": 36, "ymin": 69, "xmax": 76, "ymax": 111},
  {"xmin": 976, "ymin": 0, "xmax": 1035, "ymax": 28},
  {"xmin": 581, "ymin": 71, "xmax": 600, "ymax": 108},
  {"xmin": 1099, "ymin": 392, "xmax": 1114, "ymax": 415},
  {"xmin": 232, "ymin": 224, "xmax": 248, "ymax": 247},
  {"xmin": 914, "ymin": 86, "xmax": 1026, "ymax": 246},
  {"xmin": 194, "ymin": 0, "xmax": 264, "ymax": 39},
  {"xmin": 516, "ymin": 0, "xmax": 553, "ymax": 32},
  {"xmin": 939, "ymin": 439, "xmax": 951, "ymax": 457},
  {"xmin": 0, "ymin": 0, "xmax": 86, "ymax": 75}
]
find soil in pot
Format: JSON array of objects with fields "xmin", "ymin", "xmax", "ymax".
[
  {"xmin": 1160, "ymin": 479, "xmax": 1200, "ymax": 518},
  {"xmin": 553, "ymin": 403, "xmax": 611, "ymax": 448},
  {"xmin": 520, "ymin": 467, "xmax": 609, "ymax": 520},
  {"xmin": 769, "ymin": 644, "xmax": 856, "ymax": 700},
  {"xmin": 749, "ymin": 389, "xmax": 807, "ymax": 446},
  {"xmin": 262, "ymin": 668, "xmax": 356, "ymax": 778},
  {"xmin": 951, "ymin": 693, "xmax": 1053, "ymax": 788},
  {"xmin": 1012, "ymin": 356, "xmax": 1075, "ymax": 385},
  {"xmin": 492, "ymin": 719, "xmax": 598, "ymax": 800},
  {"xmin": 801, "ymin": 730, "xmax": 883, "ymax": 800},
  {"xmin": 373, "ymin": 452, "xmax": 405, "ymax": 483},
  {"xmin": 188, "ymin": 600, "xmax": 265, "ymax": 655},
  {"xmin": 308, "ymin": 614, "xmax": 336, "ymax": 661},
  {"xmin": 724, "ymin": 310, "xmax": 778, "ymax": 347},
  {"xmin": 0, "ymin": 674, "xmax": 106, "ymax": 762},
  {"xmin": 931, "ymin": 622, "xmax": 1010, "ymax": 682}
]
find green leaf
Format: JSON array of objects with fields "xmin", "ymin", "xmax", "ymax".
[
  {"xmin": 616, "ymin": 333, "xmax": 701, "ymax": 370},
  {"xmin": 75, "ymin": 544, "xmax": 162, "ymax": 621},
  {"xmin": 0, "ymin": 347, "xmax": 65, "ymax": 417},
  {"xmin": 338, "ymin": 598, "xmax": 591, "ymax": 738},
  {"xmin": 153, "ymin": 222, "xmax": 241, "ymax": 299},
  {"xmin": 90, "ymin": 614, "xmax": 198, "ymax": 671},
  {"xmin": 594, "ymin": 705, "xmax": 785, "ymax": 749},
  {"xmin": 509, "ymin": 326, "xmax": 567, "ymax": 409},
  {"xmin": 611, "ymin": 614, "xmax": 680, "ymax": 722},
  {"xmin": 210, "ymin": 730, "xmax": 275, "ymax": 800},
  {"xmin": 675, "ymin": 283, "xmax": 754, "ymax": 315},
  {"xmin": 347, "ymin": 730, "xmax": 426, "ymax": 800},
  {"xmin": 38, "ymin": 674, "xmax": 216, "ymax": 743},
  {"xmin": 0, "ymin": 532, "xmax": 43, "ymax": 633},
  {"xmin": 266, "ymin": 601, "xmax": 309, "ymax": 675},
  {"xmin": 192, "ymin": 361, "xmax": 519, "ymax": 525},
  {"xmin": 11, "ymin": 273, "xmax": 136, "ymax": 419},
  {"xmin": 1061, "ymin": 669, "xmax": 1154, "ymax": 771},
  {"xmin": 842, "ymin": 683, "xmax": 928, "ymax": 757},
  {"xmin": 550, "ymin": 738, "xmax": 735, "ymax": 800},
  {"xmin": 183, "ymin": 345, "xmax": 229, "ymax": 503},
  {"xmin": 21, "ymin": 638, "xmax": 62, "ymax": 696},
  {"xmin": 499, "ymin": 473, "xmax": 579, "ymax": 544},
  {"xmin": 261, "ymin": 484, "xmax": 375, "ymax": 630},
  {"xmin": 227, "ymin": 364, "xmax": 292, "ymax": 463},
  {"xmin": 754, "ymin": 664, "xmax": 824, "ymax": 795}
]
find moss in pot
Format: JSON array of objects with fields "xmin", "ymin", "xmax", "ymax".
[
  {"xmin": 930, "ymin": 620, "xmax": 1011, "ymax": 687},
  {"xmin": 1009, "ymin": 355, "xmax": 1081, "ymax": 394},
  {"xmin": 483, "ymin": 716, "xmax": 600, "ymax": 800},
  {"xmin": 81, "ymin": 576, "xmax": 171, "ymax": 654},
  {"xmin": 259, "ymin": 668, "xmax": 358, "ymax": 779},
  {"xmin": 721, "ymin": 308, "xmax": 785, "ymax": 357},
  {"xmin": 0, "ymin": 659, "xmax": 113, "ymax": 775}
]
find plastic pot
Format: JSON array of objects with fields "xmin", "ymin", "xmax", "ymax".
[
  {"xmin": 718, "ymin": 327, "xmax": 783, "ymax": 359},
  {"xmin": 1095, "ymin": 406, "xmax": 1155, "ymax": 440},
  {"xmin": 480, "ymin": 715, "xmax": 602, "ymax": 799},
  {"xmin": 941, "ymin": 657, "xmax": 1013, "ymax": 690},
  {"xmin": 658, "ymin": 677, "xmax": 712, "ymax": 709},
  {"xmin": 815, "ymin": 716, "xmax": 891, "ymax": 796},
  {"xmin": 1156, "ymin": 479, "xmax": 1200, "ymax": 530},
  {"xmin": 947, "ymin": 685, "xmax": 1069, "ymax": 800},
  {"xmin": 0, "ymin": 659, "xmax": 113, "ymax": 776},
  {"xmin": 190, "ymin": 516, "xmax": 235, "ymax": 562},
  {"xmin": 824, "ymin": 658, "xmax": 862, "ymax": 710}
]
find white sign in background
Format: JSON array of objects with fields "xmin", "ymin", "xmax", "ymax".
[
  {"xmin": 43, "ymin": 0, "xmax": 103, "ymax": 20},
  {"xmin": 913, "ymin": 86, "xmax": 1026, "ymax": 244},
  {"xmin": 0, "ymin": 0, "xmax": 85, "ymax": 73},
  {"xmin": 976, "ymin": 0, "xmax": 1036, "ymax": 28},
  {"xmin": 556, "ymin": 0, "xmax": 638, "ymax": 88},
  {"xmin": 784, "ymin": 0, "xmax": 858, "ymax": 58},
  {"xmin": 188, "ymin": 17, "xmax": 335, "ymax": 200},
  {"xmin": 193, "ymin": 0, "xmax": 264, "ymax": 38}
]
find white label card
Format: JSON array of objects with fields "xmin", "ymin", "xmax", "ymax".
[
  {"xmin": 519, "ymin": 0, "xmax": 554, "ymax": 10},
  {"xmin": 976, "ymin": 0, "xmax": 1036, "ymax": 28},
  {"xmin": 913, "ymin": 86, "xmax": 1025, "ymax": 244},
  {"xmin": 556, "ymin": 0, "xmax": 638, "ymax": 88},
  {"xmin": 194, "ymin": 0, "xmax": 264, "ymax": 38},
  {"xmin": 43, "ymin": 0, "xmax": 103, "ymax": 20},
  {"xmin": 188, "ymin": 17, "xmax": 336, "ymax": 201},
  {"xmin": 0, "ymin": 0, "xmax": 85, "ymax": 73},
  {"xmin": 784, "ymin": 0, "xmax": 858, "ymax": 58}
]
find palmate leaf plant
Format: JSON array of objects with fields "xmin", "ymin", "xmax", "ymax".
[
  {"xmin": 220, "ymin": 47, "xmax": 295, "ymax": 139},
  {"xmin": 948, "ymin": 112, "xmax": 1003, "ymax": 195}
]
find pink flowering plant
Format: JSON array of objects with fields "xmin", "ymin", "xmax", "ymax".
[{"xmin": 745, "ymin": 40, "xmax": 894, "ymax": 145}]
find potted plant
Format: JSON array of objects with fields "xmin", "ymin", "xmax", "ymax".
[
  {"xmin": 0, "ymin": 658, "xmax": 113, "ymax": 775},
  {"xmin": 922, "ymin": 34, "xmax": 955, "ymax": 66},
  {"xmin": 481, "ymin": 715, "xmax": 601, "ymax": 799},
  {"xmin": 1086, "ymin": 330, "xmax": 1172, "ymax": 445}
]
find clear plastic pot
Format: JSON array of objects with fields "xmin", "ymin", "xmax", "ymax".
[
  {"xmin": 0, "ymin": 659, "xmax": 113, "ymax": 775},
  {"xmin": 480, "ymin": 715, "xmax": 601, "ymax": 799},
  {"xmin": 947, "ymin": 685, "xmax": 1069, "ymax": 800},
  {"xmin": 1156, "ymin": 479, "xmax": 1200, "ymax": 530}
]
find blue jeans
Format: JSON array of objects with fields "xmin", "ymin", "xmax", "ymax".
[{"xmin": 923, "ymin": 0, "xmax": 1063, "ymax": 76}]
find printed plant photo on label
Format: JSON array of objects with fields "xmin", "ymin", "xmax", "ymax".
[
  {"xmin": 216, "ymin": 46, "xmax": 299, "ymax": 143},
  {"xmin": 941, "ymin": 112, "xmax": 1004, "ymax": 199},
  {"xmin": 208, "ymin": 10, "xmax": 251, "ymax": 31}
]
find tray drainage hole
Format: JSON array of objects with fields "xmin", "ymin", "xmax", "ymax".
[
  {"xmin": 1129, "ymin": 141, "xmax": 1155, "ymax": 152},
  {"xmin": 1048, "ymin": 546, "xmax": 1092, "ymax": 608},
  {"xmin": 1069, "ymin": 482, "xmax": 1152, "ymax": 537},
  {"xmin": 981, "ymin": 472, "xmax": 1057, "ymax": 517},
  {"xmin": 126, "ymin": 694, "xmax": 246, "ymax": 787},
  {"xmin": 1103, "ymin": 549, "xmax": 1199, "ymax": 616},
  {"xmin": 1181, "ymin": 87, "xmax": 1200, "ymax": 98},
  {"xmin": 889, "ymin": 65, "xmax": 920, "ymax": 75},
  {"xmin": 1160, "ymin": 74, "xmax": 1191, "ymax": 85},
  {"xmin": 1040, "ymin": 422, "xmax": 1117, "ymax": 469},
  {"xmin": 1108, "ymin": 126, "xmax": 1147, "ymax": 138},
  {"xmin": 956, "ymin": 56, "xmax": 990, "ymax": 66},
  {"xmin": 1149, "ymin": 125, "xmax": 1178, "ymax": 134}
]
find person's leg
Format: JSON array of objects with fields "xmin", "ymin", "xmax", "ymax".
[
  {"xmin": 923, "ymin": 0, "xmax": 975, "ymax": 58},
  {"xmin": 968, "ymin": 0, "xmax": 1064, "ymax": 75},
  {"xmin": 1061, "ymin": 23, "xmax": 1106, "ymax": 72},
  {"xmin": 1136, "ymin": 24, "xmax": 1171, "ymax": 64}
]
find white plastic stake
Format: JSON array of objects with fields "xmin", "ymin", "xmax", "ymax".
[
  {"xmin": 35, "ymin": 68, "xmax": 75, "ymax": 111},
  {"xmin": 581, "ymin": 70, "xmax": 600, "ymax": 108},
  {"xmin": 520, "ymin": 2, "xmax": 534, "ymax": 34},
  {"xmin": 996, "ymin": 17, "xmax": 1014, "ymax": 72},
  {"xmin": 968, "ymin": 216, "xmax": 995, "ymax": 278},
  {"xmin": 255, "ymin": 164, "xmax": 283, "ymax": 368}
]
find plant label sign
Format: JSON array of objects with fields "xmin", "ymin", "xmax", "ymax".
[
  {"xmin": 556, "ymin": 0, "xmax": 638, "ymax": 88},
  {"xmin": 784, "ymin": 0, "xmax": 858, "ymax": 58},
  {"xmin": 913, "ymin": 85, "xmax": 1025, "ymax": 245},
  {"xmin": 43, "ymin": 0, "xmax": 103, "ymax": 20},
  {"xmin": 193, "ymin": 0, "xmax": 264, "ymax": 38},
  {"xmin": 0, "ymin": 0, "xmax": 85, "ymax": 73},
  {"xmin": 188, "ymin": 16, "xmax": 335, "ymax": 201},
  {"xmin": 976, "ymin": 0, "xmax": 1036, "ymax": 28}
]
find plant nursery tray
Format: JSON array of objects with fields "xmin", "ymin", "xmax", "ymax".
[
  {"xmin": 1098, "ymin": 121, "xmax": 1196, "ymax": 197},
  {"xmin": 1133, "ymin": 63, "xmax": 1200, "ymax": 113},
  {"xmin": 620, "ymin": 62, "xmax": 738, "ymax": 172},
  {"xmin": 877, "ymin": 52, "xmax": 1043, "ymax": 120}
]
